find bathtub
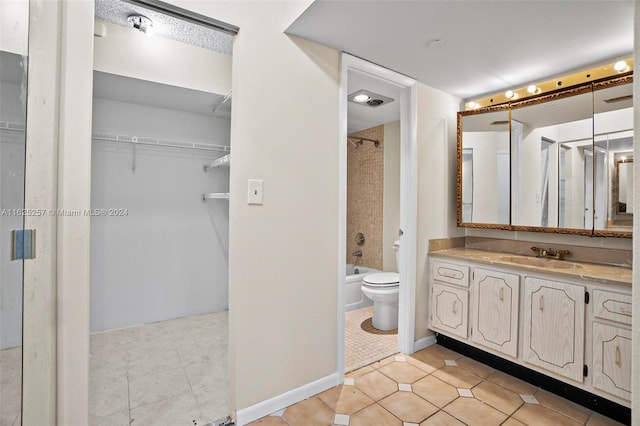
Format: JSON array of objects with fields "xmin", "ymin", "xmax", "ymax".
[{"xmin": 345, "ymin": 264, "xmax": 379, "ymax": 312}]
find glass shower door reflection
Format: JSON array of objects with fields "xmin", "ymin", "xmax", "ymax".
[{"xmin": 1, "ymin": 50, "xmax": 28, "ymax": 425}]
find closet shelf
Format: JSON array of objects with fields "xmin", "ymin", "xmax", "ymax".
[
  {"xmin": 93, "ymin": 132, "xmax": 230, "ymax": 153},
  {"xmin": 202, "ymin": 192, "xmax": 230, "ymax": 201},
  {"xmin": 204, "ymin": 154, "xmax": 230, "ymax": 171}
]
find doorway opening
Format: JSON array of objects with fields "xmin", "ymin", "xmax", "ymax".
[
  {"xmin": 338, "ymin": 54, "xmax": 417, "ymax": 378},
  {"xmin": 89, "ymin": 2, "xmax": 235, "ymax": 424}
]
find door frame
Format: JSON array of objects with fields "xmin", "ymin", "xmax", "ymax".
[{"xmin": 337, "ymin": 53, "xmax": 417, "ymax": 380}]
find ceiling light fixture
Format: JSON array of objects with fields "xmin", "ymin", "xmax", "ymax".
[
  {"xmin": 614, "ymin": 60, "xmax": 630, "ymax": 73},
  {"xmin": 127, "ymin": 14, "xmax": 153, "ymax": 34},
  {"xmin": 353, "ymin": 94, "xmax": 371, "ymax": 103}
]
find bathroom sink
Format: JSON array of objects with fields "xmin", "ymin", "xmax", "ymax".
[{"xmin": 498, "ymin": 255, "xmax": 584, "ymax": 270}]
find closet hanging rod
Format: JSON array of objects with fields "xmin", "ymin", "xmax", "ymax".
[
  {"xmin": 202, "ymin": 192, "xmax": 230, "ymax": 201},
  {"xmin": 92, "ymin": 132, "xmax": 230, "ymax": 153},
  {"xmin": 347, "ymin": 136, "xmax": 380, "ymax": 147}
]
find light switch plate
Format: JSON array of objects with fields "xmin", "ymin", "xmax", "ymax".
[{"xmin": 248, "ymin": 179, "xmax": 263, "ymax": 205}]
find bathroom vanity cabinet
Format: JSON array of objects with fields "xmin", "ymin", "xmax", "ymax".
[
  {"xmin": 428, "ymin": 250, "xmax": 632, "ymax": 407},
  {"xmin": 471, "ymin": 268, "xmax": 519, "ymax": 358}
]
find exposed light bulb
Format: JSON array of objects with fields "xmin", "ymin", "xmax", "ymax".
[
  {"xmin": 467, "ymin": 101, "xmax": 480, "ymax": 109},
  {"xmin": 505, "ymin": 90, "xmax": 514, "ymax": 99},
  {"xmin": 527, "ymin": 85, "xmax": 537, "ymax": 94}
]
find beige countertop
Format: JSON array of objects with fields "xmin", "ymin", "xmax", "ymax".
[{"xmin": 430, "ymin": 248, "xmax": 632, "ymax": 287}]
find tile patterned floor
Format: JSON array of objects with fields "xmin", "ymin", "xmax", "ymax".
[
  {"xmin": 345, "ymin": 306, "xmax": 397, "ymax": 372},
  {"xmin": 249, "ymin": 345, "xmax": 625, "ymax": 426},
  {"xmin": 90, "ymin": 311, "xmax": 229, "ymax": 426}
]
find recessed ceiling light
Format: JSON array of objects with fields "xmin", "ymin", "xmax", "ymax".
[{"xmin": 353, "ymin": 94, "xmax": 371, "ymax": 103}]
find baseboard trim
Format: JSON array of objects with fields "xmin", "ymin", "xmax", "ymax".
[
  {"xmin": 413, "ymin": 335, "xmax": 436, "ymax": 352},
  {"xmin": 235, "ymin": 372, "xmax": 339, "ymax": 425}
]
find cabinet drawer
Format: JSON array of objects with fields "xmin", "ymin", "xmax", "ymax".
[
  {"xmin": 432, "ymin": 260, "xmax": 469, "ymax": 287},
  {"xmin": 593, "ymin": 290, "xmax": 632, "ymax": 325}
]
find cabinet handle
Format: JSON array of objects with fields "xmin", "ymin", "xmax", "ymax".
[
  {"xmin": 499, "ymin": 287, "xmax": 504, "ymax": 301},
  {"xmin": 452, "ymin": 301, "xmax": 457, "ymax": 314},
  {"xmin": 539, "ymin": 295, "xmax": 544, "ymax": 311},
  {"xmin": 616, "ymin": 346, "xmax": 621, "ymax": 365}
]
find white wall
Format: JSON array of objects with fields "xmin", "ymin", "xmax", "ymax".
[
  {"xmin": 416, "ymin": 83, "xmax": 464, "ymax": 341},
  {"xmin": 90, "ymin": 98, "xmax": 230, "ymax": 331},
  {"xmin": 166, "ymin": 1, "xmax": 339, "ymax": 414},
  {"xmin": 383, "ymin": 120, "xmax": 400, "ymax": 272}
]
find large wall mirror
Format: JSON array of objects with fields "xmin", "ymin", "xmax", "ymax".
[{"xmin": 457, "ymin": 74, "xmax": 633, "ymax": 237}]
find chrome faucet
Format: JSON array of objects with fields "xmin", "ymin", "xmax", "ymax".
[
  {"xmin": 352, "ymin": 250, "xmax": 363, "ymax": 257},
  {"xmin": 531, "ymin": 246, "xmax": 571, "ymax": 260}
]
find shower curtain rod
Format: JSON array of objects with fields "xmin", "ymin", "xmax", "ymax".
[
  {"xmin": 347, "ymin": 136, "xmax": 380, "ymax": 147},
  {"xmin": 92, "ymin": 132, "xmax": 230, "ymax": 153}
]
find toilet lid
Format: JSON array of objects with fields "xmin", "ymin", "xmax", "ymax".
[{"xmin": 363, "ymin": 272, "xmax": 399, "ymax": 287}]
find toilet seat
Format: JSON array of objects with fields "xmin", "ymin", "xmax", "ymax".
[{"xmin": 363, "ymin": 272, "xmax": 399, "ymax": 288}]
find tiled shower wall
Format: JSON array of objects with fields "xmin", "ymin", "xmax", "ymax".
[{"xmin": 347, "ymin": 125, "xmax": 384, "ymax": 270}]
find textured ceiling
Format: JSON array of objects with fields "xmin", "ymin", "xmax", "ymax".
[{"xmin": 95, "ymin": 0, "xmax": 234, "ymax": 55}]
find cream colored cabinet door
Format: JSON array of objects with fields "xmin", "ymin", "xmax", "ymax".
[
  {"xmin": 592, "ymin": 323, "xmax": 631, "ymax": 401},
  {"xmin": 471, "ymin": 269, "xmax": 519, "ymax": 357},
  {"xmin": 431, "ymin": 283, "xmax": 468, "ymax": 339},
  {"xmin": 523, "ymin": 277, "xmax": 585, "ymax": 383}
]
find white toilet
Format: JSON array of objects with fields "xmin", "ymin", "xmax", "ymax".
[{"xmin": 361, "ymin": 241, "xmax": 400, "ymax": 331}]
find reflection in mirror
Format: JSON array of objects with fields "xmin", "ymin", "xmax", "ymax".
[
  {"xmin": 511, "ymin": 90, "xmax": 593, "ymax": 229},
  {"xmin": 1, "ymin": 50, "xmax": 28, "ymax": 425},
  {"xmin": 460, "ymin": 110, "xmax": 510, "ymax": 224},
  {"xmin": 593, "ymin": 81, "xmax": 633, "ymax": 232},
  {"xmin": 617, "ymin": 158, "xmax": 633, "ymax": 215}
]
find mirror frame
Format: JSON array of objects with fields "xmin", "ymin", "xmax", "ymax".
[{"xmin": 456, "ymin": 73, "xmax": 633, "ymax": 238}]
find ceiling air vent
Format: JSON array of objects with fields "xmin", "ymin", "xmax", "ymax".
[{"xmin": 348, "ymin": 89, "xmax": 395, "ymax": 108}]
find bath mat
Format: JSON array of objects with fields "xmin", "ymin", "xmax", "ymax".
[{"xmin": 361, "ymin": 318, "xmax": 398, "ymax": 335}]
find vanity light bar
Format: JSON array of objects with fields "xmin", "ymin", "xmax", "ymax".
[{"xmin": 465, "ymin": 58, "xmax": 634, "ymax": 110}]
